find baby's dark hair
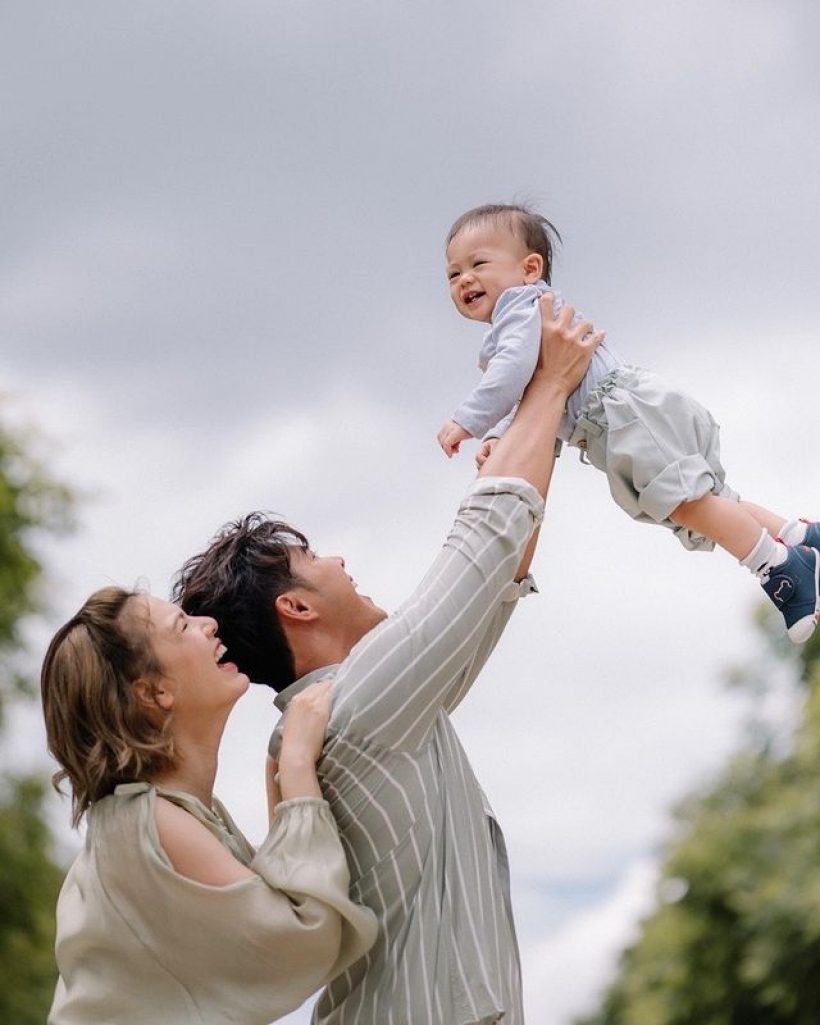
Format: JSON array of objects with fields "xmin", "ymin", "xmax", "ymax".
[{"xmin": 446, "ymin": 203, "xmax": 562, "ymax": 284}]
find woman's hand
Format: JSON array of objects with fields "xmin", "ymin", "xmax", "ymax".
[
  {"xmin": 265, "ymin": 755, "xmax": 282, "ymax": 825},
  {"xmin": 277, "ymin": 678, "xmax": 334, "ymax": 802},
  {"xmin": 282, "ymin": 678, "xmax": 333, "ymax": 763}
]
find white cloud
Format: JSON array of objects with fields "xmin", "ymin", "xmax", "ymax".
[{"xmin": 523, "ymin": 858, "xmax": 659, "ymax": 1025}]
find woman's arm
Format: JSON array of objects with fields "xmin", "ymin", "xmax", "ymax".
[
  {"xmin": 276, "ymin": 678, "xmax": 330, "ymax": 800},
  {"xmin": 157, "ymin": 680, "xmax": 333, "ymax": 883},
  {"xmin": 144, "ymin": 794, "xmax": 376, "ymax": 1022},
  {"xmin": 155, "ymin": 799, "xmax": 256, "ymax": 883}
]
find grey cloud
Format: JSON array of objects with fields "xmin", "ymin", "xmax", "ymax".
[{"xmin": 5, "ymin": 0, "xmax": 819, "ymax": 432}]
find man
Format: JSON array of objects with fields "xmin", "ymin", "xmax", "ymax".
[{"xmin": 174, "ymin": 300, "xmax": 601, "ymax": 1024}]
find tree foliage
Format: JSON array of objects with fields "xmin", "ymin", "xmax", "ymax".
[
  {"xmin": 0, "ymin": 421, "xmax": 72, "ymax": 722},
  {"xmin": 0, "ymin": 775, "xmax": 66, "ymax": 1025},
  {"xmin": 577, "ymin": 621, "xmax": 820, "ymax": 1025},
  {"xmin": 0, "ymin": 412, "xmax": 73, "ymax": 1023}
]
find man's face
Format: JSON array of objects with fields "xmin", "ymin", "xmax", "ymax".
[{"xmin": 287, "ymin": 547, "xmax": 387, "ymax": 640}]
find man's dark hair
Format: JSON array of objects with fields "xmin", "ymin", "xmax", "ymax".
[
  {"xmin": 171, "ymin": 513, "xmax": 310, "ymax": 691},
  {"xmin": 446, "ymin": 203, "xmax": 562, "ymax": 284}
]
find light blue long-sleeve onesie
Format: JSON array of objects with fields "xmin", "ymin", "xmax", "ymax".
[
  {"xmin": 449, "ymin": 280, "xmax": 738, "ymax": 552},
  {"xmin": 451, "ymin": 281, "xmax": 622, "ymax": 442}
]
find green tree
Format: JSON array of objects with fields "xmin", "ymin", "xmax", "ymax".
[
  {"xmin": 0, "ymin": 415, "xmax": 73, "ymax": 1025},
  {"xmin": 577, "ymin": 620, "xmax": 820, "ymax": 1025}
]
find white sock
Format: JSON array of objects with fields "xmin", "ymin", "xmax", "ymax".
[
  {"xmin": 739, "ymin": 528, "xmax": 788, "ymax": 578},
  {"xmin": 780, "ymin": 518, "xmax": 808, "ymax": 545}
]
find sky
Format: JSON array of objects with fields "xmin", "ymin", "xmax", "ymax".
[{"xmin": 2, "ymin": 1, "xmax": 820, "ymax": 1022}]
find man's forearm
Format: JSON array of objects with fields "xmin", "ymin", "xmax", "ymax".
[
  {"xmin": 515, "ymin": 525, "xmax": 540, "ymax": 582},
  {"xmin": 478, "ymin": 298, "xmax": 600, "ymax": 500},
  {"xmin": 477, "ymin": 373, "xmax": 568, "ymax": 499}
]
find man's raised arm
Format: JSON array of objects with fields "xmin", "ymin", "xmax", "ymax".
[
  {"xmin": 481, "ymin": 296, "xmax": 602, "ymax": 497},
  {"xmin": 330, "ymin": 300, "xmax": 602, "ymax": 750},
  {"xmin": 482, "ymin": 296, "xmax": 603, "ymax": 580}
]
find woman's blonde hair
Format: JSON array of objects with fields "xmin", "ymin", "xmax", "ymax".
[{"xmin": 41, "ymin": 586, "xmax": 175, "ymax": 827}]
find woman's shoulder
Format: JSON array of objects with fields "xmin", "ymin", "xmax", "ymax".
[
  {"xmin": 81, "ymin": 784, "xmax": 165, "ymax": 893},
  {"xmin": 89, "ymin": 781, "xmax": 153, "ymax": 831},
  {"xmin": 90, "ymin": 783, "xmax": 191, "ymax": 862},
  {"xmin": 153, "ymin": 798, "xmax": 257, "ymax": 885},
  {"xmin": 92, "ymin": 782, "xmax": 255, "ymax": 879}
]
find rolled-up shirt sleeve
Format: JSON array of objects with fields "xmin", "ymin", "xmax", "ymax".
[{"xmin": 330, "ymin": 477, "xmax": 543, "ymax": 751}]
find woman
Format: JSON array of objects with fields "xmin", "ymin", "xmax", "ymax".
[{"xmin": 41, "ymin": 586, "xmax": 377, "ymax": 1025}]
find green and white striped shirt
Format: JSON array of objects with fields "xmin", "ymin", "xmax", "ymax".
[{"xmin": 272, "ymin": 477, "xmax": 543, "ymax": 1025}]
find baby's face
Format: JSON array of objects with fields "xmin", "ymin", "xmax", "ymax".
[{"xmin": 446, "ymin": 222, "xmax": 540, "ymax": 323}]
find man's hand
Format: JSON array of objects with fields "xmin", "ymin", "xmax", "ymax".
[
  {"xmin": 475, "ymin": 437, "xmax": 499, "ymax": 469},
  {"xmin": 537, "ymin": 293, "xmax": 604, "ymax": 398},
  {"xmin": 478, "ymin": 297, "xmax": 604, "ymax": 501},
  {"xmin": 437, "ymin": 419, "xmax": 473, "ymax": 458}
]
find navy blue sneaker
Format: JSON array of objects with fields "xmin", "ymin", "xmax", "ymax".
[{"xmin": 762, "ymin": 545, "xmax": 820, "ymax": 643}]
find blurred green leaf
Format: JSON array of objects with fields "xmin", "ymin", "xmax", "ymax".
[
  {"xmin": 577, "ymin": 612, "xmax": 820, "ymax": 1025},
  {"xmin": 0, "ymin": 411, "xmax": 75, "ymax": 1022}
]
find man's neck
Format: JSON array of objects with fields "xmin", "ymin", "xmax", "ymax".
[
  {"xmin": 292, "ymin": 637, "xmax": 353, "ymax": 681},
  {"xmin": 289, "ymin": 622, "xmax": 374, "ymax": 681}
]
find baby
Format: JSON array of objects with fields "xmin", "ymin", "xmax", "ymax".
[{"xmin": 437, "ymin": 203, "xmax": 820, "ymax": 643}]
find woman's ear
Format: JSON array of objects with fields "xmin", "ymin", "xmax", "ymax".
[
  {"xmin": 523, "ymin": 252, "xmax": 544, "ymax": 283},
  {"xmin": 133, "ymin": 677, "xmax": 174, "ymax": 713}
]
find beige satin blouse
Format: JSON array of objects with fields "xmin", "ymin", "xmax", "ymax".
[{"xmin": 49, "ymin": 783, "xmax": 377, "ymax": 1024}]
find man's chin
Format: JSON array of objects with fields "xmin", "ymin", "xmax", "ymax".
[{"xmin": 364, "ymin": 598, "xmax": 388, "ymax": 622}]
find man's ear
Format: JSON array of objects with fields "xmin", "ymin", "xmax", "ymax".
[
  {"xmin": 275, "ymin": 590, "xmax": 319, "ymax": 624},
  {"xmin": 133, "ymin": 677, "xmax": 174, "ymax": 713},
  {"xmin": 523, "ymin": 252, "xmax": 544, "ymax": 283}
]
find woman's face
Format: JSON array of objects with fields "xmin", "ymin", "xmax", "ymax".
[{"xmin": 137, "ymin": 595, "xmax": 250, "ymax": 719}]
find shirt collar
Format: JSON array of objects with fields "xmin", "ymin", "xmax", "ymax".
[{"xmin": 273, "ymin": 664, "xmax": 341, "ymax": 711}]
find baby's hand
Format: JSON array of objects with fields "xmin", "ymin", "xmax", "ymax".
[
  {"xmin": 475, "ymin": 437, "xmax": 500, "ymax": 470},
  {"xmin": 437, "ymin": 420, "xmax": 473, "ymax": 458}
]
